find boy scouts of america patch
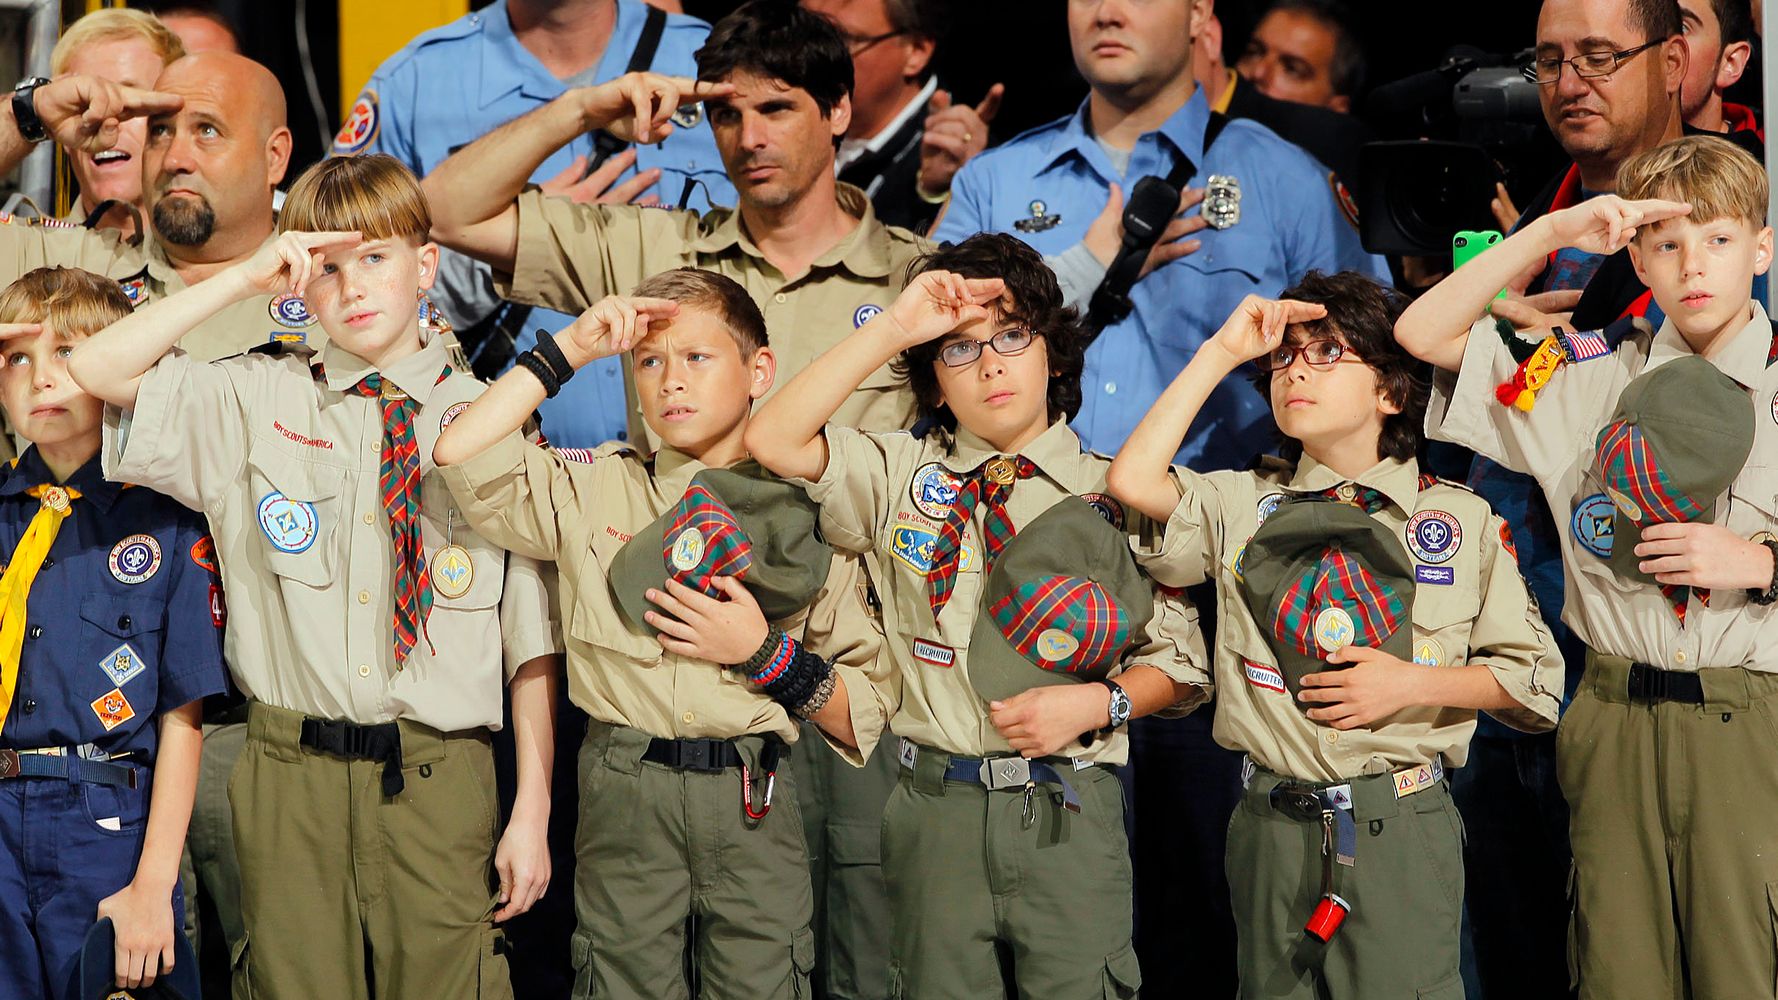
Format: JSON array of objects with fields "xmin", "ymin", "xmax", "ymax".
[
  {"xmin": 269, "ymin": 293, "xmax": 317, "ymax": 328},
  {"xmin": 1405, "ymin": 510, "xmax": 1461, "ymax": 564},
  {"xmin": 440, "ymin": 401, "xmax": 472, "ymax": 431},
  {"xmin": 1256, "ymin": 492, "xmax": 1285, "ymax": 527},
  {"xmin": 332, "ymin": 90, "xmax": 380, "ymax": 156},
  {"xmin": 90, "ymin": 688, "xmax": 135, "ymax": 731},
  {"xmin": 1079, "ymin": 493, "xmax": 1124, "ymax": 529},
  {"xmin": 109, "ymin": 534, "xmax": 162, "ymax": 584},
  {"xmin": 889, "ymin": 523, "xmax": 978, "ymax": 574},
  {"xmin": 909, "ymin": 462, "xmax": 961, "ymax": 520},
  {"xmin": 1014, "ymin": 200, "xmax": 1061, "ymax": 233},
  {"xmin": 98, "ymin": 643, "xmax": 146, "ymax": 687}
]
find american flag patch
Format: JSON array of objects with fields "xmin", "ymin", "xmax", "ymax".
[{"xmin": 1561, "ymin": 329, "xmax": 1611, "ymax": 362}]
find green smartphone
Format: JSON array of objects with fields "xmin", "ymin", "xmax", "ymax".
[{"xmin": 1453, "ymin": 230, "xmax": 1506, "ymax": 299}]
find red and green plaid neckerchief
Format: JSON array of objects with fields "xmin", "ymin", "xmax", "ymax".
[
  {"xmin": 323, "ymin": 363, "xmax": 453, "ymax": 665},
  {"xmin": 927, "ymin": 455, "xmax": 1036, "ymax": 620}
]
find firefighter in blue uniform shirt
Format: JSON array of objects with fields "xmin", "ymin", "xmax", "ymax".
[{"xmin": 337, "ymin": 0, "xmax": 736, "ymax": 449}]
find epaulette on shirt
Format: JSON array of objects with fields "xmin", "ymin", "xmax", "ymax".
[
  {"xmin": 1494, "ymin": 315, "xmax": 1647, "ymax": 412},
  {"xmin": 247, "ymin": 339, "xmax": 317, "ymax": 360},
  {"xmin": 1417, "ymin": 472, "xmax": 1478, "ymax": 497}
]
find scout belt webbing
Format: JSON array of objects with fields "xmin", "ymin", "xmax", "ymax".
[
  {"xmin": 300, "ymin": 717, "xmax": 405, "ymax": 796},
  {"xmin": 0, "ymin": 747, "xmax": 142, "ymax": 788}
]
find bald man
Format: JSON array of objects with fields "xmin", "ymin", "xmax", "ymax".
[{"xmin": 0, "ymin": 52, "xmax": 304, "ymax": 361}]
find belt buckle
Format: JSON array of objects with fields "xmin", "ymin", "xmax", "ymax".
[
  {"xmin": 683, "ymin": 741, "xmax": 722, "ymax": 772},
  {"xmin": 0, "ymin": 749, "xmax": 17, "ymax": 778},
  {"xmin": 979, "ymin": 756, "xmax": 1031, "ymax": 789},
  {"xmin": 1627, "ymin": 662, "xmax": 1661, "ymax": 701},
  {"xmin": 1272, "ymin": 787, "xmax": 1323, "ymax": 822}
]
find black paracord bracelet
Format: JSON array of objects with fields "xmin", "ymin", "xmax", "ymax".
[
  {"xmin": 735, "ymin": 627, "xmax": 786, "ymax": 675},
  {"xmin": 531, "ymin": 332, "xmax": 576, "ymax": 386},
  {"xmin": 752, "ymin": 634, "xmax": 832, "ymax": 710},
  {"xmin": 515, "ymin": 351, "xmax": 560, "ymax": 398},
  {"xmin": 1750, "ymin": 538, "xmax": 1778, "ymax": 605}
]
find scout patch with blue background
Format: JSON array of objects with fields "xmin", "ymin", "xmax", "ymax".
[
  {"xmin": 1571, "ymin": 493, "xmax": 1615, "ymax": 558},
  {"xmin": 98, "ymin": 643, "xmax": 145, "ymax": 687},
  {"xmin": 269, "ymin": 293, "xmax": 317, "ymax": 328},
  {"xmin": 853, "ymin": 303, "xmax": 883, "ymax": 328},
  {"xmin": 908, "ymin": 462, "xmax": 961, "ymax": 520},
  {"xmin": 1415, "ymin": 565, "xmax": 1454, "ymax": 586},
  {"xmin": 118, "ymin": 275, "xmax": 147, "ymax": 306},
  {"xmin": 1256, "ymin": 492, "xmax": 1285, "ymax": 526},
  {"xmin": 257, "ymin": 492, "xmax": 319, "ymax": 553},
  {"xmin": 1405, "ymin": 510, "xmax": 1461, "ymax": 564},
  {"xmin": 108, "ymin": 534, "xmax": 161, "ymax": 584},
  {"xmin": 890, "ymin": 523, "xmax": 977, "ymax": 574},
  {"xmin": 1080, "ymin": 492, "xmax": 1124, "ymax": 529}
]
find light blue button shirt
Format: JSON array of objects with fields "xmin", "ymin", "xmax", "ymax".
[
  {"xmin": 935, "ymin": 90, "xmax": 1388, "ymax": 472},
  {"xmin": 343, "ymin": 0, "xmax": 735, "ymax": 448}
]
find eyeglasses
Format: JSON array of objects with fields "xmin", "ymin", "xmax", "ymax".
[
  {"xmin": 841, "ymin": 29, "xmax": 907, "ymax": 56},
  {"xmin": 1521, "ymin": 39, "xmax": 1662, "ymax": 85},
  {"xmin": 1256, "ymin": 339, "xmax": 1366, "ymax": 373},
  {"xmin": 937, "ymin": 328, "xmax": 1039, "ymax": 368}
]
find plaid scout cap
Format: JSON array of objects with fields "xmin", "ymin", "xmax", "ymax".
[
  {"xmin": 967, "ymin": 497, "xmax": 1155, "ymax": 704},
  {"xmin": 610, "ymin": 461, "xmax": 833, "ymax": 635},
  {"xmin": 1597, "ymin": 356, "xmax": 1754, "ymax": 585},
  {"xmin": 1238, "ymin": 496, "xmax": 1415, "ymax": 698}
]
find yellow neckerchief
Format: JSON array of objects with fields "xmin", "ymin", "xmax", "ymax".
[{"xmin": 0, "ymin": 458, "xmax": 81, "ymax": 730}]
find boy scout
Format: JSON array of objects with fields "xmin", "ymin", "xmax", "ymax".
[
  {"xmin": 1395, "ymin": 134, "xmax": 1778, "ymax": 999},
  {"xmin": 432, "ymin": 267, "xmax": 884, "ymax": 1000},
  {"xmin": 1107, "ymin": 271, "xmax": 1562, "ymax": 999},
  {"xmin": 745, "ymin": 233, "xmax": 1207, "ymax": 999},
  {"xmin": 65, "ymin": 154, "xmax": 560, "ymax": 1000},
  {"xmin": 0, "ymin": 267, "xmax": 226, "ymax": 999}
]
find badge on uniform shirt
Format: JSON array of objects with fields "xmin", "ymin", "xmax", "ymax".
[
  {"xmin": 256, "ymin": 492, "xmax": 320, "ymax": 554},
  {"xmin": 670, "ymin": 102, "xmax": 704, "ymax": 130},
  {"xmin": 1229, "ymin": 542, "xmax": 1249, "ymax": 583},
  {"xmin": 268, "ymin": 331, "xmax": 307, "ymax": 346},
  {"xmin": 1013, "ymin": 200, "xmax": 1061, "ymax": 234},
  {"xmin": 90, "ymin": 687, "xmax": 135, "ymax": 731},
  {"xmin": 1242, "ymin": 658, "xmax": 1286, "ymax": 693},
  {"xmin": 98, "ymin": 643, "xmax": 146, "ymax": 687},
  {"xmin": 911, "ymin": 637, "xmax": 955, "ymax": 667},
  {"xmin": 332, "ymin": 89, "xmax": 380, "ymax": 156},
  {"xmin": 1080, "ymin": 493, "xmax": 1125, "ymax": 529},
  {"xmin": 190, "ymin": 535, "xmax": 219, "ymax": 575},
  {"xmin": 209, "ymin": 583, "xmax": 226, "ymax": 628},
  {"xmin": 908, "ymin": 462, "xmax": 961, "ymax": 520},
  {"xmin": 1770, "ymin": 388, "xmax": 1778, "ymax": 425},
  {"xmin": 440, "ymin": 401, "xmax": 472, "ymax": 431},
  {"xmin": 269, "ymin": 293, "xmax": 317, "ymax": 328},
  {"xmin": 669, "ymin": 527, "xmax": 705, "ymax": 572},
  {"xmin": 109, "ymin": 534, "xmax": 162, "ymax": 584},
  {"xmin": 1413, "ymin": 638, "xmax": 1445, "ymax": 667},
  {"xmin": 1415, "ymin": 565, "xmax": 1454, "ymax": 586},
  {"xmin": 852, "ymin": 303, "xmax": 883, "ymax": 329},
  {"xmin": 432, "ymin": 543, "xmax": 474, "ymax": 599},
  {"xmin": 1203, "ymin": 175, "xmax": 1242, "ymax": 230},
  {"xmin": 1256, "ymin": 492, "xmax": 1285, "ymax": 527},
  {"xmin": 38, "ymin": 485, "xmax": 70, "ymax": 514},
  {"xmin": 1328, "ymin": 172, "xmax": 1360, "ymax": 230},
  {"xmin": 1313, "ymin": 607, "xmax": 1355, "ymax": 652},
  {"xmin": 1405, "ymin": 510, "xmax": 1462, "ymax": 564},
  {"xmin": 889, "ymin": 523, "xmax": 977, "ymax": 574},
  {"xmin": 118, "ymin": 275, "xmax": 148, "ymax": 307},
  {"xmin": 1571, "ymin": 493, "xmax": 1615, "ymax": 558}
]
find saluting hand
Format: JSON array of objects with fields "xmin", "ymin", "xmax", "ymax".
[
  {"xmin": 538, "ymin": 148, "xmax": 662, "ymax": 207},
  {"xmin": 33, "ymin": 75, "xmax": 182, "ymax": 155},
  {"xmin": 555, "ymin": 295, "xmax": 680, "ymax": 369},
  {"xmin": 876, "ymin": 269, "xmax": 1006, "ymax": 347},
  {"xmin": 582, "ymin": 72, "xmax": 735, "ymax": 145},
  {"xmin": 234, "ymin": 230, "xmax": 363, "ymax": 299},
  {"xmin": 1544, "ymin": 195, "xmax": 1692, "ymax": 257},
  {"xmin": 1206, "ymin": 294, "xmax": 1328, "ymax": 367}
]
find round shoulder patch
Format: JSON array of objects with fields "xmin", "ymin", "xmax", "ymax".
[
  {"xmin": 332, "ymin": 90, "xmax": 380, "ymax": 156},
  {"xmin": 1080, "ymin": 492, "xmax": 1124, "ymax": 529},
  {"xmin": 1256, "ymin": 492, "xmax": 1285, "ymax": 527},
  {"xmin": 440, "ymin": 400, "xmax": 472, "ymax": 431},
  {"xmin": 109, "ymin": 534, "xmax": 162, "ymax": 584},
  {"xmin": 269, "ymin": 293, "xmax": 317, "ymax": 328},
  {"xmin": 1571, "ymin": 493, "xmax": 1615, "ymax": 558},
  {"xmin": 256, "ymin": 492, "xmax": 319, "ymax": 554},
  {"xmin": 853, "ymin": 303, "xmax": 884, "ymax": 328},
  {"xmin": 1405, "ymin": 510, "xmax": 1462, "ymax": 564},
  {"xmin": 909, "ymin": 462, "xmax": 961, "ymax": 520}
]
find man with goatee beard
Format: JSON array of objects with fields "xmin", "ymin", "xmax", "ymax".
[{"xmin": 0, "ymin": 50, "xmax": 309, "ymax": 363}]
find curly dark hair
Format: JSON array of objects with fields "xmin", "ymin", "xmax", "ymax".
[
  {"xmin": 892, "ymin": 233, "xmax": 1088, "ymax": 432},
  {"xmin": 1247, "ymin": 270, "xmax": 1427, "ymax": 463}
]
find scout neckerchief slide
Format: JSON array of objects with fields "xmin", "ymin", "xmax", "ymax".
[{"xmin": 0, "ymin": 477, "xmax": 77, "ymax": 729}]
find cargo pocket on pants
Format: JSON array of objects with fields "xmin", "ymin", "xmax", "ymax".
[
  {"xmin": 571, "ymin": 930, "xmax": 595, "ymax": 999},
  {"xmin": 791, "ymin": 926, "xmax": 816, "ymax": 998},
  {"xmin": 1416, "ymin": 972, "xmax": 1464, "ymax": 999},
  {"xmin": 1102, "ymin": 941, "xmax": 1141, "ymax": 999},
  {"xmin": 229, "ymin": 934, "xmax": 252, "ymax": 1000},
  {"xmin": 479, "ymin": 928, "xmax": 511, "ymax": 999}
]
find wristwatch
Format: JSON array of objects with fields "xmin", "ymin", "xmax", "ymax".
[
  {"xmin": 1103, "ymin": 680, "xmax": 1133, "ymax": 732},
  {"xmin": 11, "ymin": 78, "xmax": 49, "ymax": 144},
  {"xmin": 1748, "ymin": 533, "xmax": 1778, "ymax": 605}
]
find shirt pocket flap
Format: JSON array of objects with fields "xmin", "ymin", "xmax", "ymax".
[
  {"xmin": 247, "ymin": 458, "xmax": 343, "ymax": 587},
  {"xmin": 1731, "ymin": 464, "xmax": 1778, "ymax": 522},
  {"xmin": 80, "ymin": 594, "xmax": 161, "ymax": 639},
  {"xmin": 568, "ymin": 548, "xmax": 663, "ymax": 663}
]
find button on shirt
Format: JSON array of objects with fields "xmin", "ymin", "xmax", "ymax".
[
  {"xmin": 1431, "ymin": 304, "xmax": 1778, "ymax": 671},
  {"xmin": 437, "ymin": 436, "xmax": 886, "ymax": 760},
  {"xmin": 934, "ymin": 90, "xmax": 1388, "ymax": 469},
  {"xmin": 795, "ymin": 419, "xmax": 1210, "ymax": 765},
  {"xmin": 102, "ymin": 332, "xmax": 560, "ymax": 731},
  {"xmin": 345, "ymin": 0, "xmax": 735, "ymax": 450},
  {"xmin": 0, "ymin": 449, "xmax": 227, "ymax": 758},
  {"xmin": 1138, "ymin": 454, "xmax": 1561, "ymax": 782}
]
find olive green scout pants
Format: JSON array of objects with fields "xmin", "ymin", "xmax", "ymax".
[
  {"xmin": 1227, "ymin": 764, "xmax": 1465, "ymax": 1000},
  {"xmin": 881, "ymin": 742, "xmax": 1140, "ymax": 1000},
  {"xmin": 571, "ymin": 720, "xmax": 815, "ymax": 1000},
  {"xmin": 230, "ymin": 702, "xmax": 509, "ymax": 1000},
  {"xmin": 1560, "ymin": 652, "xmax": 1778, "ymax": 999},
  {"xmin": 797, "ymin": 720, "xmax": 896, "ymax": 999}
]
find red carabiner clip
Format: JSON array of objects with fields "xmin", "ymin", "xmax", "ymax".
[{"xmin": 741, "ymin": 763, "xmax": 777, "ymax": 820}]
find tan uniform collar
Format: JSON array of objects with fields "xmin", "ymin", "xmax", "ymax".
[
  {"xmin": 942, "ymin": 419, "xmax": 1082, "ymax": 488},
  {"xmin": 319, "ymin": 325, "xmax": 453, "ymax": 405},
  {"xmin": 1647, "ymin": 300, "xmax": 1772, "ymax": 391},
  {"xmin": 1286, "ymin": 453, "xmax": 1422, "ymax": 515},
  {"xmin": 688, "ymin": 183, "xmax": 897, "ymax": 279}
]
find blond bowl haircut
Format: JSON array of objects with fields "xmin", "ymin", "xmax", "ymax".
[
  {"xmin": 279, "ymin": 153, "xmax": 431, "ymax": 244},
  {"xmin": 1617, "ymin": 134, "xmax": 1770, "ymax": 229},
  {"xmin": 630, "ymin": 267, "xmax": 769, "ymax": 356},
  {"xmin": 50, "ymin": 8, "xmax": 186, "ymax": 77},
  {"xmin": 0, "ymin": 266, "xmax": 133, "ymax": 339}
]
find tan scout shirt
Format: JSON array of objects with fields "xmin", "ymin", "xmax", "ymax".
[
  {"xmin": 493, "ymin": 184, "xmax": 929, "ymax": 439},
  {"xmin": 0, "ymin": 220, "xmax": 325, "ymax": 363},
  {"xmin": 100, "ymin": 331, "xmax": 559, "ymax": 731},
  {"xmin": 1140, "ymin": 454, "xmax": 1561, "ymax": 782},
  {"xmin": 437, "ymin": 434, "xmax": 888, "ymax": 760},
  {"xmin": 1431, "ymin": 305, "xmax": 1778, "ymax": 672},
  {"xmin": 795, "ymin": 419, "xmax": 1210, "ymax": 766}
]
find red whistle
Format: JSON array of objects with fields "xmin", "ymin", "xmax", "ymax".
[{"xmin": 1304, "ymin": 893, "xmax": 1351, "ymax": 942}]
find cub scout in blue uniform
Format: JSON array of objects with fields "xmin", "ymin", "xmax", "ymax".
[
  {"xmin": 1108, "ymin": 274, "xmax": 1561, "ymax": 999},
  {"xmin": 66, "ymin": 155, "xmax": 561, "ymax": 1000},
  {"xmin": 0, "ymin": 266, "xmax": 226, "ymax": 999},
  {"xmin": 747, "ymin": 233, "xmax": 1210, "ymax": 999}
]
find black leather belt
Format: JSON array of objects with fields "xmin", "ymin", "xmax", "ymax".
[
  {"xmin": 1626, "ymin": 662, "xmax": 1704, "ymax": 704},
  {"xmin": 642, "ymin": 736, "xmax": 746, "ymax": 773},
  {"xmin": 299, "ymin": 718, "xmax": 405, "ymax": 795}
]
